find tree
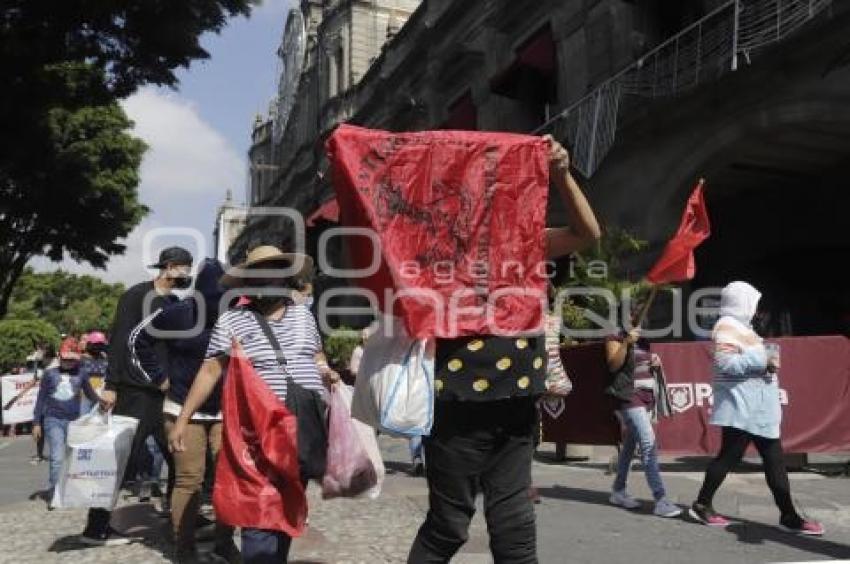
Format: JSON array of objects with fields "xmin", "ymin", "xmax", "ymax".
[
  {"xmin": 0, "ymin": 1, "xmax": 256, "ymax": 317},
  {"xmin": 558, "ymin": 227, "xmax": 656, "ymax": 335},
  {"xmin": 5, "ymin": 268, "xmax": 124, "ymax": 334},
  {"xmin": 0, "ymin": 319, "xmax": 60, "ymax": 373}
]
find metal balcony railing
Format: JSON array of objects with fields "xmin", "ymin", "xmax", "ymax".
[{"xmin": 536, "ymin": 0, "xmax": 832, "ymax": 177}]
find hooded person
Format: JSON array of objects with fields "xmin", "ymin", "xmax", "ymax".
[
  {"xmin": 689, "ymin": 281, "xmax": 824, "ymax": 536},
  {"xmin": 128, "ymin": 257, "xmax": 239, "ymax": 562}
]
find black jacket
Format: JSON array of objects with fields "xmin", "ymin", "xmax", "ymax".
[
  {"xmin": 105, "ymin": 280, "xmax": 176, "ymax": 391},
  {"xmin": 130, "ymin": 259, "xmax": 225, "ymax": 414}
]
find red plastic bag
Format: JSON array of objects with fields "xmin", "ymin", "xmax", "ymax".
[
  {"xmin": 213, "ymin": 341, "xmax": 307, "ymax": 536},
  {"xmin": 321, "ymin": 384, "xmax": 378, "ymax": 499},
  {"xmin": 327, "ymin": 125, "xmax": 550, "ymax": 339}
]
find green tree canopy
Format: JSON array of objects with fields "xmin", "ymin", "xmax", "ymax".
[
  {"xmin": 0, "ymin": 319, "xmax": 60, "ymax": 373},
  {"xmin": 0, "ymin": 0, "xmax": 256, "ymax": 317},
  {"xmin": 5, "ymin": 268, "xmax": 124, "ymax": 335}
]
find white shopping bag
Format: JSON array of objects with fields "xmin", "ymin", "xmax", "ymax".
[
  {"xmin": 351, "ymin": 316, "xmax": 435, "ymax": 437},
  {"xmin": 338, "ymin": 384, "xmax": 385, "ymax": 499},
  {"xmin": 52, "ymin": 407, "xmax": 138, "ymax": 509}
]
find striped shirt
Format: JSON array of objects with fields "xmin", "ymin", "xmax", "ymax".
[{"xmin": 206, "ymin": 305, "xmax": 323, "ymax": 402}]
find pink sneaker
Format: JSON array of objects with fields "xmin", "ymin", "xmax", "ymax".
[
  {"xmin": 780, "ymin": 519, "xmax": 825, "ymax": 536},
  {"xmin": 689, "ymin": 503, "xmax": 730, "ymax": 527}
]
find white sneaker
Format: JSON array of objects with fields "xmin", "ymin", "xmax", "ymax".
[
  {"xmin": 609, "ymin": 490, "xmax": 641, "ymax": 510},
  {"xmin": 654, "ymin": 498, "xmax": 683, "ymax": 518}
]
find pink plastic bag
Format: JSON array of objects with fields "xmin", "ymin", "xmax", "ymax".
[{"xmin": 322, "ymin": 384, "xmax": 378, "ymax": 499}]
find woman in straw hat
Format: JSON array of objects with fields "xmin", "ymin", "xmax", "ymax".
[{"xmin": 168, "ymin": 245, "xmax": 339, "ymax": 563}]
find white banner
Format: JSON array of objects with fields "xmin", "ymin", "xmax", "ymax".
[{"xmin": 1, "ymin": 373, "xmax": 39, "ymax": 425}]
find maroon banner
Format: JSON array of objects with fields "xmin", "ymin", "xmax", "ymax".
[
  {"xmin": 541, "ymin": 336, "xmax": 850, "ymax": 455},
  {"xmin": 654, "ymin": 336, "xmax": 850, "ymax": 454},
  {"xmin": 541, "ymin": 342, "xmax": 620, "ymax": 446}
]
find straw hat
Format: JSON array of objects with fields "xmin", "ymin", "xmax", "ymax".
[{"xmin": 221, "ymin": 245, "xmax": 314, "ymax": 288}]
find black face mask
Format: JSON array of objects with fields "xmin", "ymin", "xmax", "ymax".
[{"xmin": 170, "ymin": 275, "xmax": 193, "ymax": 289}]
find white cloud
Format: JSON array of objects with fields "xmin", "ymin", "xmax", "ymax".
[
  {"xmin": 31, "ymin": 88, "xmax": 245, "ymax": 286},
  {"xmin": 122, "ymin": 88, "xmax": 244, "ymax": 203}
]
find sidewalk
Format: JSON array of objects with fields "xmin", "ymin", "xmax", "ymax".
[{"xmin": 0, "ymin": 436, "xmax": 848, "ymax": 563}]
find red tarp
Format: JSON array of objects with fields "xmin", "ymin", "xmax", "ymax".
[
  {"xmin": 327, "ymin": 124, "xmax": 549, "ymax": 339},
  {"xmin": 542, "ymin": 336, "xmax": 850, "ymax": 454},
  {"xmin": 213, "ymin": 341, "xmax": 306, "ymax": 536}
]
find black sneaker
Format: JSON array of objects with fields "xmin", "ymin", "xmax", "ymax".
[
  {"xmin": 688, "ymin": 502, "xmax": 730, "ymax": 527},
  {"xmin": 79, "ymin": 526, "xmax": 133, "ymax": 546}
]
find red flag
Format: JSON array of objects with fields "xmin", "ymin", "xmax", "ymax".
[
  {"xmin": 646, "ymin": 181, "xmax": 711, "ymax": 284},
  {"xmin": 327, "ymin": 124, "xmax": 549, "ymax": 339},
  {"xmin": 212, "ymin": 341, "xmax": 306, "ymax": 536}
]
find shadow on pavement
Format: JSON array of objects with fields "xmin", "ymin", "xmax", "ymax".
[
  {"xmin": 537, "ymin": 485, "xmax": 850, "ymax": 560},
  {"xmin": 47, "ymin": 503, "xmax": 174, "ymax": 560},
  {"xmin": 725, "ymin": 519, "xmax": 850, "ymax": 559}
]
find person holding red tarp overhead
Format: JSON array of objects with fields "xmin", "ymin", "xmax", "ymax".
[{"xmin": 328, "ymin": 126, "xmax": 601, "ymax": 563}]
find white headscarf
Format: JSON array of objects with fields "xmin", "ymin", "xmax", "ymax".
[{"xmin": 719, "ymin": 281, "xmax": 762, "ymax": 326}]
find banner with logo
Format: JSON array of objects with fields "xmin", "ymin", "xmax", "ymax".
[
  {"xmin": 654, "ymin": 336, "xmax": 850, "ymax": 454},
  {"xmin": 542, "ymin": 336, "xmax": 850, "ymax": 454},
  {"xmin": 1, "ymin": 373, "xmax": 38, "ymax": 425}
]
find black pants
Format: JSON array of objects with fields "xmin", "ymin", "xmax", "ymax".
[
  {"xmin": 697, "ymin": 426, "xmax": 800, "ymax": 522},
  {"xmin": 408, "ymin": 398, "xmax": 538, "ymax": 564},
  {"xmin": 85, "ymin": 386, "xmax": 174, "ymax": 535}
]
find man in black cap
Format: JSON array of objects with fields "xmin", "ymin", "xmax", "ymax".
[{"xmin": 80, "ymin": 246, "xmax": 193, "ymax": 545}]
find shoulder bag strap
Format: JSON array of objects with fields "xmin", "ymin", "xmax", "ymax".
[{"xmin": 249, "ymin": 309, "xmax": 288, "ymax": 368}]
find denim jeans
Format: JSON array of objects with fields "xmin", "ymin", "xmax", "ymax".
[
  {"xmin": 43, "ymin": 416, "xmax": 70, "ymax": 491},
  {"xmin": 409, "ymin": 435, "xmax": 424, "ymax": 463},
  {"xmin": 613, "ymin": 406, "xmax": 666, "ymax": 501},
  {"xmin": 241, "ymin": 528, "xmax": 292, "ymax": 563}
]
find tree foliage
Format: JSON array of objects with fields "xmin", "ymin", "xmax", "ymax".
[
  {"xmin": 558, "ymin": 227, "xmax": 656, "ymax": 333},
  {"xmin": 323, "ymin": 327, "xmax": 361, "ymax": 370},
  {"xmin": 0, "ymin": 319, "xmax": 60, "ymax": 373},
  {"xmin": 5, "ymin": 268, "xmax": 124, "ymax": 335},
  {"xmin": 0, "ymin": 0, "xmax": 256, "ymax": 317}
]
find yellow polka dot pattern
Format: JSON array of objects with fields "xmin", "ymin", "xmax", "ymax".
[
  {"xmin": 533, "ymin": 357, "xmax": 544, "ymax": 370},
  {"xmin": 435, "ymin": 379, "xmax": 444, "ymax": 392},
  {"xmin": 496, "ymin": 357, "xmax": 511, "ymax": 370},
  {"xmin": 473, "ymin": 378, "xmax": 490, "ymax": 392},
  {"xmin": 517, "ymin": 376, "xmax": 530, "ymax": 389},
  {"xmin": 467, "ymin": 339, "xmax": 485, "ymax": 352},
  {"xmin": 447, "ymin": 358, "xmax": 463, "ymax": 372},
  {"xmin": 515, "ymin": 338, "xmax": 528, "ymax": 349}
]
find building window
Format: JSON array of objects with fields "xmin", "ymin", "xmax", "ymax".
[{"xmin": 489, "ymin": 24, "xmax": 557, "ymax": 128}]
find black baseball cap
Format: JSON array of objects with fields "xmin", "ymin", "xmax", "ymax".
[{"xmin": 148, "ymin": 246, "xmax": 193, "ymax": 269}]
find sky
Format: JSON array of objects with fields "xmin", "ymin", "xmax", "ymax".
[{"xmin": 32, "ymin": 0, "xmax": 292, "ymax": 284}]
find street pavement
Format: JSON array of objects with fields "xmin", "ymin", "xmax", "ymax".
[{"xmin": 0, "ymin": 434, "xmax": 848, "ymax": 563}]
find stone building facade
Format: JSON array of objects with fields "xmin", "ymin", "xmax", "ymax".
[{"xmin": 241, "ymin": 0, "xmax": 850, "ymax": 337}]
